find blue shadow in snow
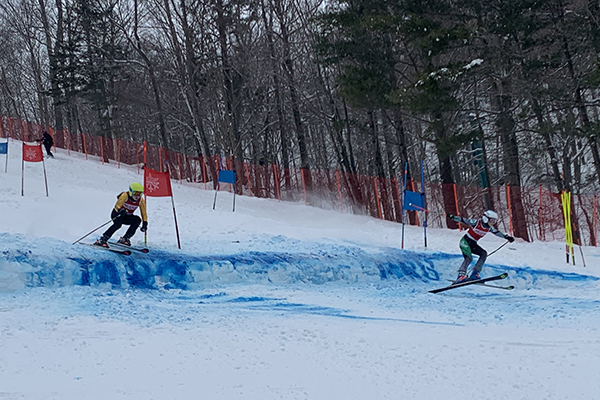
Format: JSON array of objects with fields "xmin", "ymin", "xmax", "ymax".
[
  {"xmin": 239, "ymin": 299, "xmax": 462, "ymax": 326},
  {"xmin": 0, "ymin": 233, "xmax": 597, "ymax": 292}
]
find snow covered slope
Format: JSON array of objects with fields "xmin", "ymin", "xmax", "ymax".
[{"xmin": 1, "ymin": 140, "xmax": 600, "ymax": 400}]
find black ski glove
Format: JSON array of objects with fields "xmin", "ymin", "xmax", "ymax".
[
  {"xmin": 140, "ymin": 221, "xmax": 148, "ymax": 232},
  {"xmin": 446, "ymin": 213, "xmax": 455, "ymax": 220},
  {"xmin": 116, "ymin": 209, "xmax": 128, "ymax": 219},
  {"xmin": 505, "ymin": 235, "xmax": 515, "ymax": 243}
]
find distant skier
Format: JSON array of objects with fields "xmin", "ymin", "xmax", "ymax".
[
  {"xmin": 95, "ymin": 182, "xmax": 148, "ymax": 247},
  {"xmin": 37, "ymin": 131, "xmax": 54, "ymax": 157},
  {"xmin": 446, "ymin": 210, "xmax": 514, "ymax": 284}
]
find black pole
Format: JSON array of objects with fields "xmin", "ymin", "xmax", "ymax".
[
  {"xmin": 72, "ymin": 218, "xmax": 115, "ymax": 244},
  {"xmin": 488, "ymin": 240, "xmax": 510, "ymax": 257}
]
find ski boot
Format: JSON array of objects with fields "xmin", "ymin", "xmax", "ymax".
[
  {"xmin": 117, "ymin": 236, "xmax": 131, "ymax": 246},
  {"xmin": 94, "ymin": 235, "xmax": 109, "ymax": 248},
  {"xmin": 468, "ymin": 270, "xmax": 481, "ymax": 281},
  {"xmin": 453, "ymin": 274, "xmax": 468, "ymax": 285}
]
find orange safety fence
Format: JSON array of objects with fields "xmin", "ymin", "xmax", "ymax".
[{"xmin": 1, "ymin": 115, "xmax": 598, "ymax": 246}]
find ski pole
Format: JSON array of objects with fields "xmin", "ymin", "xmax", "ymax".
[
  {"xmin": 72, "ymin": 218, "xmax": 115, "ymax": 244},
  {"xmin": 488, "ymin": 240, "xmax": 510, "ymax": 257},
  {"xmin": 578, "ymin": 244, "xmax": 586, "ymax": 267},
  {"xmin": 466, "ymin": 240, "xmax": 511, "ymax": 277}
]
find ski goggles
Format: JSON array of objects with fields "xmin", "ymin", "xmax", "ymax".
[{"xmin": 132, "ymin": 191, "xmax": 142, "ymax": 196}]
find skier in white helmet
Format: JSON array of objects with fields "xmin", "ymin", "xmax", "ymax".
[{"xmin": 446, "ymin": 210, "xmax": 514, "ymax": 284}]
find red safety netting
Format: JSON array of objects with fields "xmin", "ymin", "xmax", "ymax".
[{"xmin": 1, "ymin": 115, "xmax": 597, "ymax": 245}]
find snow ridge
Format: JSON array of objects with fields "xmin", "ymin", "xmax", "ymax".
[{"xmin": 1, "ymin": 232, "xmax": 596, "ymax": 293}]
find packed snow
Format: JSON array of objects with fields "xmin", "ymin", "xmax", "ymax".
[{"xmin": 1, "ymin": 139, "xmax": 599, "ymax": 400}]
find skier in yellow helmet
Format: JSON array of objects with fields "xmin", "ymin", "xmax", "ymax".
[{"xmin": 95, "ymin": 182, "xmax": 148, "ymax": 247}]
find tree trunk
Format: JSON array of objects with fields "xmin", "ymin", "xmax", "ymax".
[
  {"xmin": 532, "ymin": 98, "xmax": 564, "ymax": 192},
  {"xmin": 128, "ymin": 0, "xmax": 169, "ymax": 168},
  {"xmin": 260, "ymin": 0, "xmax": 291, "ymax": 195},
  {"xmin": 214, "ymin": 0, "xmax": 244, "ymax": 192},
  {"xmin": 561, "ymin": 35, "xmax": 600, "ymax": 185},
  {"xmin": 432, "ymin": 112, "xmax": 459, "ymax": 230},
  {"xmin": 491, "ymin": 77, "xmax": 530, "ymax": 241},
  {"xmin": 161, "ymin": 0, "xmax": 217, "ymax": 183},
  {"xmin": 368, "ymin": 110, "xmax": 392, "ymax": 219},
  {"xmin": 273, "ymin": 0, "xmax": 311, "ymax": 189},
  {"xmin": 38, "ymin": 0, "xmax": 64, "ymax": 132}
]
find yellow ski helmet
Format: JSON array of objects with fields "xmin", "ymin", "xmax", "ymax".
[{"xmin": 129, "ymin": 182, "xmax": 144, "ymax": 196}]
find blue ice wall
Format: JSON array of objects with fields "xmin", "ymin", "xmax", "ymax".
[{"xmin": 0, "ymin": 232, "xmax": 596, "ymax": 292}]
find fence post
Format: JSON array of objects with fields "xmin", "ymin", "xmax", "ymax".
[
  {"xmin": 244, "ymin": 162, "xmax": 253, "ymax": 197},
  {"xmin": 374, "ymin": 177, "xmax": 382, "ymax": 219},
  {"xmin": 394, "ymin": 175, "xmax": 403, "ymax": 222},
  {"xmin": 201, "ymin": 155, "xmax": 207, "ymax": 190},
  {"xmin": 538, "ymin": 184, "xmax": 543, "ymax": 241},
  {"xmin": 301, "ymin": 169, "xmax": 307, "ymax": 205},
  {"xmin": 188, "ymin": 155, "xmax": 195, "ymax": 183},
  {"xmin": 273, "ymin": 164, "xmax": 280, "ymax": 201},
  {"xmin": 159, "ymin": 147, "xmax": 163, "ymax": 172},
  {"xmin": 336, "ymin": 170, "xmax": 343, "ymax": 212},
  {"xmin": 506, "ymin": 184, "xmax": 514, "ymax": 235},
  {"xmin": 21, "ymin": 120, "xmax": 27, "ymax": 142},
  {"xmin": 452, "ymin": 183, "xmax": 460, "ymax": 230},
  {"xmin": 83, "ymin": 133, "xmax": 88, "ymax": 160},
  {"xmin": 594, "ymin": 195, "xmax": 598, "ymax": 247},
  {"xmin": 101, "ymin": 137, "xmax": 104, "ymax": 164},
  {"xmin": 177, "ymin": 153, "xmax": 182, "ymax": 183},
  {"xmin": 64, "ymin": 128, "xmax": 70, "ymax": 156}
]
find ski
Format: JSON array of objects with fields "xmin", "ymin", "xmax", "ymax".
[
  {"xmin": 445, "ymin": 279, "xmax": 514, "ymax": 291},
  {"xmin": 78, "ymin": 242, "xmax": 132, "ymax": 255},
  {"xmin": 107, "ymin": 241, "xmax": 149, "ymax": 253},
  {"xmin": 430, "ymin": 273, "xmax": 509, "ymax": 294},
  {"xmin": 477, "ymin": 282, "xmax": 514, "ymax": 290}
]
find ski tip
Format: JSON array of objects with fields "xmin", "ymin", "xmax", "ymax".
[
  {"xmin": 429, "ymin": 288, "xmax": 445, "ymax": 294},
  {"xmin": 140, "ymin": 248, "xmax": 150, "ymax": 253}
]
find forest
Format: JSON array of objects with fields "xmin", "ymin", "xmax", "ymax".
[{"xmin": 1, "ymin": 0, "xmax": 599, "ymax": 242}]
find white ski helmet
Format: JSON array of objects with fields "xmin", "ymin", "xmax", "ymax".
[{"xmin": 482, "ymin": 210, "xmax": 498, "ymax": 224}]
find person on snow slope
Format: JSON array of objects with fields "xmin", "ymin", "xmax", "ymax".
[
  {"xmin": 95, "ymin": 182, "xmax": 148, "ymax": 247},
  {"xmin": 446, "ymin": 210, "xmax": 514, "ymax": 284}
]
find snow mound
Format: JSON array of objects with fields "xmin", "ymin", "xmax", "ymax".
[{"xmin": 1, "ymin": 233, "xmax": 596, "ymax": 292}]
